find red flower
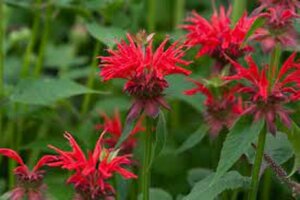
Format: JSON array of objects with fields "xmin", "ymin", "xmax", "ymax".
[
  {"xmin": 48, "ymin": 131, "xmax": 137, "ymax": 200},
  {"xmin": 225, "ymin": 53, "xmax": 300, "ymax": 134},
  {"xmin": 182, "ymin": 6, "xmax": 255, "ymax": 66},
  {"xmin": 95, "ymin": 110, "xmax": 145, "ymax": 153},
  {"xmin": 185, "ymin": 79, "xmax": 243, "ymax": 136},
  {"xmin": 0, "ymin": 148, "xmax": 54, "ymax": 200},
  {"xmin": 251, "ymin": 4, "xmax": 299, "ymax": 52},
  {"xmin": 99, "ymin": 31, "xmax": 191, "ymax": 121}
]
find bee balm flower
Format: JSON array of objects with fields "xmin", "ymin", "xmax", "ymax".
[
  {"xmin": 99, "ymin": 32, "xmax": 191, "ymax": 121},
  {"xmin": 95, "ymin": 110, "xmax": 144, "ymax": 153},
  {"xmin": 0, "ymin": 148, "xmax": 54, "ymax": 200},
  {"xmin": 48, "ymin": 131, "xmax": 137, "ymax": 200},
  {"xmin": 181, "ymin": 6, "xmax": 255, "ymax": 71},
  {"xmin": 225, "ymin": 53, "xmax": 300, "ymax": 134},
  {"xmin": 185, "ymin": 79, "xmax": 243, "ymax": 136}
]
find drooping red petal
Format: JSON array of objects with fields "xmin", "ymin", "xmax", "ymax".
[{"xmin": 0, "ymin": 148, "xmax": 24, "ymax": 166}]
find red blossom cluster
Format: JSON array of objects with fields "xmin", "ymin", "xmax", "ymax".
[
  {"xmin": 225, "ymin": 53, "xmax": 300, "ymax": 134},
  {"xmin": 252, "ymin": 0, "xmax": 299, "ymax": 52},
  {"xmin": 181, "ymin": 6, "xmax": 255, "ymax": 72},
  {"xmin": 48, "ymin": 131, "xmax": 137, "ymax": 200},
  {"xmin": 95, "ymin": 110, "xmax": 144, "ymax": 154},
  {"xmin": 0, "ymin": 149, "xmax": 55, "ymax": 200},
  {"xmin": 185, "ymin": 79, "xmax": 243, "ymax": 136},
  {"xmin": 99, "ymin": 32, "xmax": 192, "ymax": 121}
]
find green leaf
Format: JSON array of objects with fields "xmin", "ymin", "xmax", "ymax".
[
  {"xmin": 0, "ymin": 192, "xmax": 10, "ymax": 200},
  {"xmin": 115, "ymin": 119, "xmax": 136, "ymax": 149},
  {"xmin": 183, "ymin": 171, "xmax": 250, "ymax": 200},
  {"xmin": 175, "ymin": 125, "xmax": 208, "ymax": 154},
  {"xmin": 246, "ymin": 132, "xmax": 293, "ymax": 165},
  {"xmin": 138, "ymin": 188, "xmax": 172, "ymax": 200},
  {"xmin": 244, "ymin": 17, "xmax": 266, "ymax": 43},
  {"xmin": 86, "ymin": 23, "xmax": 126, "ymax": 48},
  {"xmin": 213, "ymin": 115, "xmax": 264, "ymax": 183},
  {"xmin": 10, "ymin": 78, "xmax": 106, "ymax": 106},
  {"xmin": 285, "ymin": 122, "xmax": 300, "ymax": 176},
  {"xmin": 187, "ymin": 168, "xmax": 212, "ymax": 187},
  {"xmin": 154, "ymin": 111, "xmax": 167, "ymax": 157}
]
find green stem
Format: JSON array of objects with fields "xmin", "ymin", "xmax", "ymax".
[
  {"xmin": 268, "ymin": 44, "xmax": 281, "ymax": 87},
  {"xmin": 261, "ymin": 169, "xmax": 272, "ymax": 200},
  {"xmin": 80, "ymin": 42, "xmax": 101, "ymax": 115},
  {"xmin": 0, "ymin": 0, "xmax": 4, "ymax": 143},
  {"xmin": 248, "ymin": 126, "xmax": 267, "ymax": 200},
  {"xmin": 173, "ymin": 0, "xmax": 185, "ymax": 28},
  {"xmin": 231, "ymin": 0, "xmax": 247, "ymax": 24},
  {"xmin": 142, "ymin": 117, "xmax": 153, "ymax": 200},
  {"xmin": 21, "ymin": 0, "xmax": 41, "ymax": 77},
  {"xmin": 34, "ymin": 3, "xmax": 51, "ymax": 77},
  {"xmin": 146, "ymin": 0, "xmax": 155, "ymax": 32}
]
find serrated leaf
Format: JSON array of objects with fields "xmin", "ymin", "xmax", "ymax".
[
  {"xmin": 187, "ymin": 168, "xmax": 212, "ymax": 186},
  {"xmin": 138, "ymin": 188, "xmax": 172, "ymax": 200},
  {"xmin": 86, "ymin": 23, "xmax": 126, "ymax": 48},
  {"xmin": 10, "ymin": 78, "xmax": 106, "ymax": 106},
  {"xmin": 183, "ymin": 171, "xmax": 250, "ymax": 200},
  {"xmin": 246, "ymin": 132, "xmax": 293, "ymax": 165},
  {"xmin": 176, "ymin": 125, "xmax": 208, "ymax": 154},
  {"xmin": 286, "ymin": 122, "xmax": 300, "ymax": 176},
  {"xmin": 213, "ymin": 115, "xmax": 264, "ymax": 183}
]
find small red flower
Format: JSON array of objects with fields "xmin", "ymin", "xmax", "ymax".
[
  {"xmin": 95, "ymin": 110, "xmax": 145, "ymax": 153},
  {"xmin": 48, "ymin": 131, "xmax": 137, "ymax": 200},
  {"xmin": 99, "ymin": 31, "xmax": 191, "ymax": 121},
  {"xmin": 225, "ymin": 53, "xmax": 300, "ymax": 134},
  {"xmin": 182, "ymin": 6, "xmax": 255, "ymax": 66},
  {"xmin": 185, "ymin": 79, "xmax": 243, "ymax": 136},
  {"xmin": 252, "ymin": 2, "xmax": 299, "ymax": 52},
  {"xmin": 0, "ymin": 148, "xmax": 54, "ymax": 200}
]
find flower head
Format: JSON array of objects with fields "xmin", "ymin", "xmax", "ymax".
[
  {"xmin": 182, "ymin": 6, "xmax": 255, "ymax": 65},
  {"xmin": 95, "ymin": 110, "xmax": 144, "ymax": 153},
  {"xmin": 185, "ymin": 79, "xmax": 243, "ymax": 136},
  {"xmin": 225, "ymin": 53, "xmax": 300, "ymax": 134},
  {"xmin": 0, "ymin": 148, "xmax": 54, "ymax": 200},
  {"xmin": 252, "ymin": 2, "xmax": 299, "ymax": 52},
  {"xmin": 99, "ymin": 31, "xmax": 191, "ymax": 121},
  {"xmin": 48, "ymin": 131, "xmax": 137, "ymax": 200}
]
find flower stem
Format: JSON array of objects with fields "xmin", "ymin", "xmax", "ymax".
[
  {"xmin": 248, "ymin": 126, "xmax": 267, "ymax": 200},
  {"xmin": 80, "ymin": 42, "xmax": 101, "ymax": 115},
  {"xmin": 147, "ymin": 0, "xmax": 156, "ymax": 32},
  {"xmin": 268, "ymin": 44, "xmax": 281, "ymax": 86},
  {"xmin": 0, "ymin": 0, "xmax": 4, "ymax": 147},
  {"xmin": 34, "ymin": 3, "xmax": 51, "ymax": 77},
  {"xmin": 21, "ymin": 0, "xmax": 41, "ymax": 77},
  {"xmin": 142, "ymin": 117, "xmax": 153, "ymax": 200},
  {"xmin": 173, "ymin": 0, "xmax": 185, "ymax": 28},
  {"xmin": 232, "ymin": 0, "xmax": 247, "ymax": 24}
]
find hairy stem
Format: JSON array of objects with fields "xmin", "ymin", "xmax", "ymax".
[
  {"xmin": 248, "ymin": 126, "xmax": 267, "ymax": 200},
  {"xmin": 142, "ymin": 117, "xmax": 153, "ymax": 200}
]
